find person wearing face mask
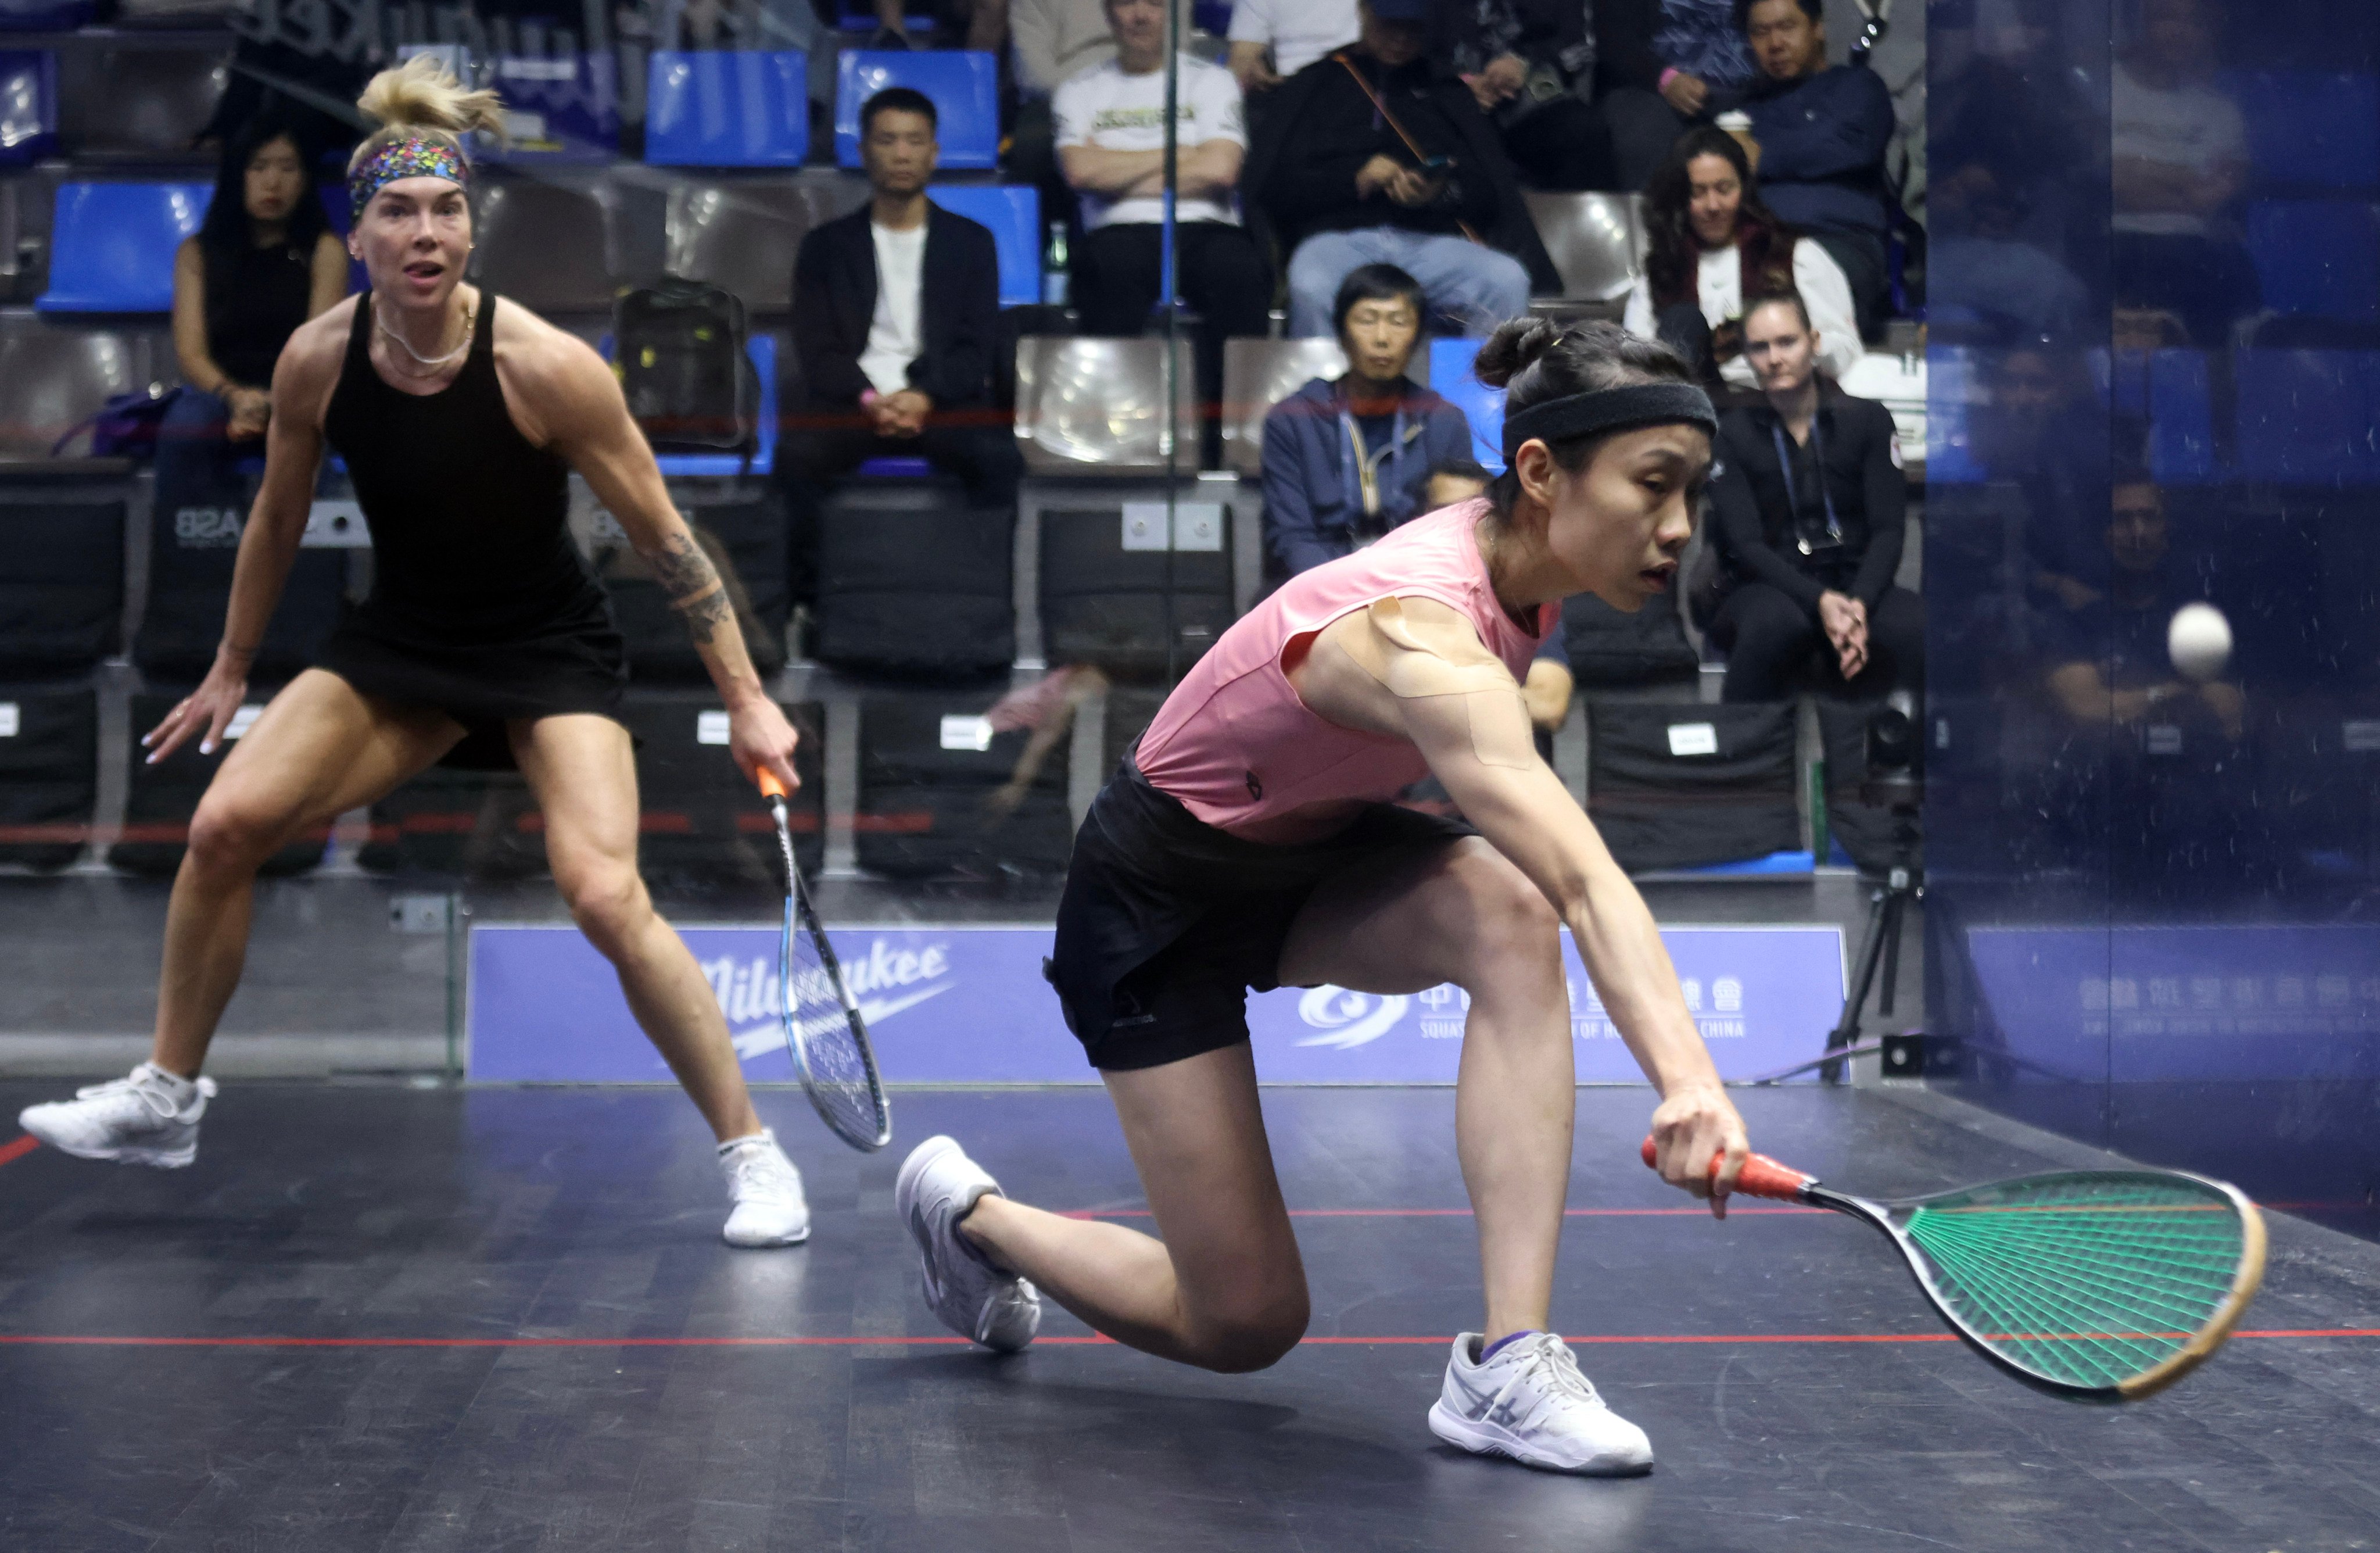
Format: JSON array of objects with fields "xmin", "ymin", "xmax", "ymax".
[
  {"xmin": 1621, "ymin": 127, "xmax": 1861, "ymax": 394},
  {"xmin": 1704, "ymin": 291, "xmax": 1919, "ymax": 703},
  {"xmin": 892, "ymin": 319, "xmax": 1755, "ymax": 1479},
  {"xmin": 1260, "ymin": 265, "xmax": 1475, "ymax": 578},
  {"xmin": 17, "ymin": 59, "xmax": 811, "ymax": 1253}
]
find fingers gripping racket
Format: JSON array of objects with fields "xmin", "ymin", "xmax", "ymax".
[
  {"xmin": 758, "ymin": 770, "xmax": 891, "ymax": 1151},
  {"xmin": 1641, "ymin": 1139, "xmax": 2266, "ymax": 1400}
]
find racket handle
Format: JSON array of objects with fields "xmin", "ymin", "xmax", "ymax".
[
  {"xmin": 1638, "ymin": 1136, "xmax": 1813, "ymax": 1201},
  {"xmin": 757, "ymin": 768, "xmax": 789, "ymax": 799}
]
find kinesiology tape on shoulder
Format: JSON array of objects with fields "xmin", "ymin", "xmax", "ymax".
[{"xmin": 1357, "ymin": 600, "xmax": 1540, "ymax": 770}]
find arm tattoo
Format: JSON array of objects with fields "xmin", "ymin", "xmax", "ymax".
[{"xmin": 646, "ymin": 529, "xmax": 733, "ymax": 647}]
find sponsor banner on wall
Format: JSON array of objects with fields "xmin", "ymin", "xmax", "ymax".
[
  {"xmin": 468, "ymin": 923, "xmax": 1846, "ymax": 1085},
  {"xmin": 1967, "ymin": 924, "xmax": 2380, "ymax": 1083}
]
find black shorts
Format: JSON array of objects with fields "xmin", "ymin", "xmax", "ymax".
[{"xmin": 1046, "ymin": 758, "xmax": 1477, "ymax": 1072}]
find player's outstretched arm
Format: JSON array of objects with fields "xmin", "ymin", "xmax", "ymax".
[
  {"xmin": 505, "ymin": 317, "xmax": 798, "ymax": 792},
  {"xmin": 1296, "ymin": 595, "xmax": 1749, "ymax": 1208}
]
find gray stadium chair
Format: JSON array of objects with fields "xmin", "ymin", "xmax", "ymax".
[
  {"xmin": 470, "ymin": 176, "xmax": 628, "ymax": 315},
  {"xmin": 1523, "ymin": 190, "xmax": 1647, "ymax": 304},
  {"xmin": 56, "ymin": 45, "xmax": 226, "ymax": 159},
  {"xmin": 664, "ymin": 176, "xmax": 869, "ymax": 314},
  {"xmin": 0, "ymin": 319, "xmax": 156, "ymax": 460},
  {"xmin": 1013, "ymin": 337, "xmax": 1198, "ymax": 477},
  {"xmin": 1220, "ymin": 337, "xmax": 1347, "ymax": 480}
]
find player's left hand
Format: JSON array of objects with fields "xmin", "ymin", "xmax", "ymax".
[
  {"xmin": 728, "ymin": 696, "xmax": 800, "ymax": 795},
  {"xmin": 1647, "ymin": 1082, "xmax": 1750, "ymax": 1219}
]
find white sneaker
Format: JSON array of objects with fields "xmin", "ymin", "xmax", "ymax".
[
  {"xmin": 719, "ymin": 1130, "xmax": 811, "ymax": 1247},
  {"xmin": 17, "ymin": 1062, "xmax": 216, "ymax": 1169},
  {"xmin": 1428, "ymin": 1332, "xmax": 1655, "ymax": 1476},
  {"xmin": 895, "ymin": 1134, "xmax": 1041, "ymax": 1352}
]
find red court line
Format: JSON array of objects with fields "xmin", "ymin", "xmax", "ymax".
[
  {"xmin": 0, "ymin": 1136, "xmax": 38, "ymax": 1168},
  {"xmin": 1, "ymin": 1330, "xmax": 2374, "ymax": 1350}
]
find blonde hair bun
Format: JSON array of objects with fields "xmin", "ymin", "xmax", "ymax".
[{"xmin": 357, "ymin": 54, "xmax": 505, "ymax": 137}]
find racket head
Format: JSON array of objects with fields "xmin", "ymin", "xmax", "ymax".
[
  {"xmin": 1826, "ymin": 1168, "xmax": 2267, "ymax": 1401},
  {"xmin": 767, "ymin": 799, "xmax": 892, "ymax": 1152}
]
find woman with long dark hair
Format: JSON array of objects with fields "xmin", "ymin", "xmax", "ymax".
[
  {"xmin": 1621, "ymin": 125, "xmax": 1861, "ymax": 391},
  {"xmin": 160, "ymin": 114, "xmax": 349, "ymax": 503}
]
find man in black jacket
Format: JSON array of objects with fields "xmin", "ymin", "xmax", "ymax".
[
  {"xmin": 1705, "ymin": 292, "xmax": 1920, "ymax": 702},
  {"xmin": 780, "ymin": 88, "xmax": 1021, "ymax": 606},
  {"xmin": 1243, "ymin": 0, "xmax": 1557, "ymax": 338}
]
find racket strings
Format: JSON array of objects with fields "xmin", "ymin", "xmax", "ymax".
[
  {"xmin": 1902, "ymin": 1173, "xmax": 2249, "ymax": 1391},
  {"xmin": 780, "ymin": 895, "xmax": 887, "ymax": 1146}
]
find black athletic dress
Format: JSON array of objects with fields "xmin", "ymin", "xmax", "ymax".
[{"xmin": 316, "ymin": 293, "xmax": 627, "ymax": 770}]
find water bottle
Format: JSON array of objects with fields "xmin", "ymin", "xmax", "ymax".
[{"xmin": 1042, "ymin": 221, "xmax": 1070, "ymax": 307}]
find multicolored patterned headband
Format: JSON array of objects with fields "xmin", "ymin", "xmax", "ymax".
[{"xmin": 349, "ymin": 136, "xmax": 470, "ymax": 219}]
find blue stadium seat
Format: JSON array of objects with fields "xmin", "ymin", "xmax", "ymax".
[
  {"xmin": 836, "ymin": 1, "xmax": 934, "ymax": 30},
  {"xmin": 2146, "ymin": 350, "xmax": 2216, "ymax": 484},
  {"xmin": 646, "ymin": 51, "xmax": 810, "ymax": 167},
  {"xmin": 2225, "ymin": 72, "xmax": 2380, "ymax": 190},
  {"xmin": 1427, "ymin": 337, "xmax": 1506, "ymax": 471},
  {"xmin": 2245, "ymin": 201, "xmax": 2380, "ymax": 321},
  {"xmin": 0, "ymin": 49, "xmax": 56, "ymax": 167},
  {"xmin": 835, "ymin": 51, "xmax": 999, "ymax": 171},
  {"xmin": 2234, "ymin": 350, "xmax": 2380, "ymax": 485},
  {"xmin": 927, "ymin": 184, "xmax": 1040, "ymax": 307},
  {"xmin": 37, "ymin": 182, "xmax": 209, "ymax": 313},
  {"xmin": 482, "ymin": 52, "xmax": 619, "ymax": 163},
  {"xmin": 0, "ymin": 0, "xmax": 90, "ymax": 29},
  {"xmin": 856, "ymin": 456, "xmax": 934, "ymax": 477},
  {"xmin": 653, "ymin": 333, "xmax": 781, "ymax": 478}
]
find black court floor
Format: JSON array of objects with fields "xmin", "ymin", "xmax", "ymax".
[{"xmin": 3, "ymin": 1082, "xmax": 2377, "ymax": 1552}]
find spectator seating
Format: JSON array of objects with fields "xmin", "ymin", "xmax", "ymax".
[
  {"xmin": 665, "ymin": 177, "xmax": 868, "ymax": 313},
  {"xmin": 112, "ymin": 686, "xmax": 326, "ymax": 876},
  {"xmin": 55, "ymin": 44, "xmax": 220, "ymax": 159},
  {"xmin": 2109, "ymin": 349, "xmax": 2217, "ymax": 484},
  {"xmin": 471, "ymin": 176, "xmax": 622, "ymax": 314},
  {"xmin": 1522, "ymin": 191, "xmax": 1647, "ymax": 306},
  {"xmin": 855, "ymin": 688, "xmax": 1073, "ymax": 880},
  {"xmin": 1220, "ymin": 337, "xmax": 1353, "ymax": 479},
  {"xmin": 1015, "ymin": 337, "xmax": 1198, "ymax": 476},
  {"xmin": 834, "ymin": 51, "xmax": 999, "ymax": 171},
  {"xmin": 0, "ymin": 323, "xmax": 155, "ymax": 458},
  {"xmin": 0, "ymin": 49, "xmax": 56, "ymax": 167},
  {"xmin": 1426, "ymin": 337, "xmax": 1507, "ymax": 473},
  {"xmin": 2227, "ymin": 72, "xmax": 2380, "ymax": 192},
  {"xmin": 1584, "ymin": 702, "xmax": 1802, "ymax": 872},
  {"xmin": 485, "ymin": 52, "xmax": 621, "ymax": 162},
  {"xmin": 645, "ymin": 51, "xmax": 811, "ymax": 167},
  {"xmin": 0, "ymin": 681, "xmax": 96, "ymax": 871},
  {"xmin": 815, "ymin": 472, "xmax": 1015, "ymax": 677},
  {"xmin": 1038, "ymin": 492, "xmax": 1234, "ymax": 678},
  {"xmin": 649, "ymin": 333, "xmax": 782, "ymax": 478},
  {"xmin": 0, "ymin": 493, "xmax": 124, "ymax": 673},
  {"xmin": 615, "ymin": 687, "xmax": 825, "ymax": 881},
  {"xmin": 2244, "ymin": 201, "xmax": 2380, "ymax": 321},
  {"xmin": 585, "ymin": 486, "xmax": 791, "ymax": 681},
  {"xmin": 926, "ymin": 185, "xmax": 1041, "ymax": 308},
  {"xmin": 37, "ymin": 182, "xmax": 209, "ymax": 313},
  {"xmin": 134, "ymin": 499, "xmax": 348, "ymax": 682},
  {"xmin": 2234, "ymin": 350, "xmax": 2380, "ymax": 485},
  {"xmin": 357, "ymin": 768, "xmax": 539, "ymax": 880},
  {"xmin": 0, "ymin": 0, "xmax": 93, "ymax": 28}
]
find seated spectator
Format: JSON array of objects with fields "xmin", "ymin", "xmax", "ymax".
[
  {"xmin": 1622, "ymin": 127, "xmax": 1861, "ymax": 392},
  {"xmin": 1009, "ymin": 0, "xmax": 1187, "ymax": 198},
  {"xmin": 1227, "ymin": 0, "xmax": 1359, "ymax": 97},
  {"xmin": 2111, "ymin": 0, "xmax": 2259, "ymax": 347},
  {"xmin": 1422, "ymin": 457, "xmax": 1493, "ymax": 513},
  {"xmin": 1442, "ymin": 0, "xmax": 1615, "ymax": 191},
  {"xmin": 870, "ymin": 0, "xmax": 1008, "ymax": 50},
  {"xmin": 1592, "ymin": 0, "xmax": 1759, "ymax": 191},
  {"xmin": 1260, "ymin": 265, "xmax": 1473, "ymax": 575},
  {"xmin": 1246, "ymin": 0, "xmax": 1557, "ymax": 338},
  {"xmin": 1057, "ymin": 0, "xmax": 1269, "ymax": 456},
  {"xmin": 1706, "ymin": 293, "xmax": 1920, "ymax": 702},
  {"xmin": 781, "ymin": 89, "xmax": 1021, "ymax": 606},
  {"xmin": 1737, "ymin": 0, "xmax": 1894, "ymax": 337},
  {"xmin": 164, "ymin": 116, "xmax": 346, "ymax": 524}
]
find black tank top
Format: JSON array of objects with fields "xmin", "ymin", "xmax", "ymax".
[
  {"xmin": 323, "ymin": 294, "xmax": 605, "ymax": 643},
  {"xmin": 203, "ymin": 237, "xmax": 313, "ymax": 387}
]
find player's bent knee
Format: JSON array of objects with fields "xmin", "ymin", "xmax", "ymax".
[
  {"xmin": 1187, "ymin": 1290, "xmax": 1310, "ymax": 1373},
  {"xmin": 184, "ymin": 796, "xmax": 293, "ymax": 873},
  {"xmin": 1453, "ymin": 849, "xmax": 1561, "ymax": 956}
]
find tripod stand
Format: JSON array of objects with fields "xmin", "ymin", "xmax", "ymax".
[{"xmin": 1822, "ymin": 776, "xmax": 1922, "ymax": 1082}]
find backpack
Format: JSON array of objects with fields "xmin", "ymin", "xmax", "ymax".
[{"xmin": 613, "ymin": 278, "xmax": 757, "ymax": 457}]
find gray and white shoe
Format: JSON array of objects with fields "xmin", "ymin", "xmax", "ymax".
[
  {"xmin": 1428, "ymin": 1332, "xmax": 1655, "ymax": 1475},
  {"xmin": 719, "ymin": 1129, "xmax": 811, "ymax": 1247},
  {"xmin": 17, "ymin": 1062, "xmax": 216, "ymax": 1169},
  {"xmin": 895, "ymin": 1134, "xmax": 1041, "ymax": 1351}
]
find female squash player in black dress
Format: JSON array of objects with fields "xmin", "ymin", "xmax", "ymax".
[{"xmin": 18, "ymin": 59, "xmax": 815, "ymax": 1248}]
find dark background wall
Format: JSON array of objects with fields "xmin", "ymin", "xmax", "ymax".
[{"xmin": 1923, "ymin": 0, "xmax": 2380, "ymax": 1237}]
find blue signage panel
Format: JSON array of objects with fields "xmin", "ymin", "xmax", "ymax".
[{"xmin": 468, "ymin": 923, "xmax": 1846, "ymax": 1085}]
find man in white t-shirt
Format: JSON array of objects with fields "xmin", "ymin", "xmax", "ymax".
[
  {"xmin": 1055, "ymin": 0, "xmax": 1273, "ymax": 452},
  {"xmin": 2108, "ymin": 0, "xmax": 2259, "ymax": 345},
  {"xmin": 1227, "ymin": 0, "xmax": 1359, "ymax": 96}
]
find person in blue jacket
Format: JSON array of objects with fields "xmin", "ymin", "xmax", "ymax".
[
  {"xmin": 1737, "ymin": 0, "xmax": 1895, "ymax": 337},
  {"xmin": 1259, "ymin": 264, "xmax": 1475, "ymax": 576}
]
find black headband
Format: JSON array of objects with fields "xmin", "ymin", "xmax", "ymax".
[{"xmin": 1500, "ymin": 382, "xmax": 1718, "ymax": 465}]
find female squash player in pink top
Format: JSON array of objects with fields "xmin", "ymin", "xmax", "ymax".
[{"xmin": 897, "ymin": 319, "xmax": 1755, "ymax": 1475}]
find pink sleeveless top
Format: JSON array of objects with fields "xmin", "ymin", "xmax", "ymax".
[{"xmin": 1135, "ymin": 500, "xmax": 1551, "ymax": 836}]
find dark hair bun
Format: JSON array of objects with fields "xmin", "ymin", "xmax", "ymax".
[{"xmin": 1472, "ymin": 317, "xmax": 1566, "ymax": 391}]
